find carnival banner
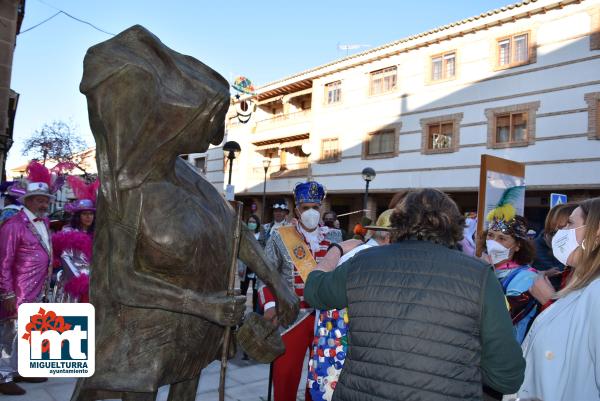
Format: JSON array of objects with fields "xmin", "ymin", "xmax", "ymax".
[{"xmin": 476, "ymin": 154, "xmax": 526, "ymax": 256}]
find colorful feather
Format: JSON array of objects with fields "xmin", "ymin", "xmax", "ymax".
[
  {"xmin": 25, "ymin": 161, "xmax": 52, "ymax": 186},
  {"xmin": 67, "ymin": 176, "xmax": 99, "ymax": 203},
  {"xmin": 486, "ymin": 185, "xmax": 525, "ymax": 222}
]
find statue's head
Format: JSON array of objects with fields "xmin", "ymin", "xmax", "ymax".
[{"xmin": 80, "ymin": 25, "xmax": 229, "ymax": 189}]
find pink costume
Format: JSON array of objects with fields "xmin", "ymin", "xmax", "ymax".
[
  {"xmin": 0, "ymin": 209, "xmax": 51, "ymax": 318},
  {"xmin": 0, "ymin": 209, "xmax": 51, "ymax": 383}
]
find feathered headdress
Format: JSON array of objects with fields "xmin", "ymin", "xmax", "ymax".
[
  {"xmin": 18, "ymin": 161, "xmax": 61, "ymax": 202},
  {"xmin": 486, "ymin": 186, "xmax": 528, "ymax": 239},
  {"xmin": 67, "ymin": 176, "xmax": 99, "ymax": 203},
  {"xmin": 64, "ymin": 176, "xmax": 99, "ymax": 213}
]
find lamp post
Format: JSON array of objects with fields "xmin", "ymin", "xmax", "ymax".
[
  {"xmin": 223, "ymin": 141, "xmax": 241, "ymax": 186},
  {"xmin": 361, "ymin": 167, "xmax": 376, "ymax": 217},
  {"xmin": 261, "ymin": 158, "xmax": 271, "ymax": 220}
]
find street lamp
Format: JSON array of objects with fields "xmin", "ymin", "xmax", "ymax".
[
  {"xmin": 261, "ymin": 158, "xmax": 271, "ymax": 220},
  {"xmin": 361, "ymin": 167, "xmax": 376, "ymax": 217},
  {"xmin": 223, "ymin": 141, "xmax": 241, "ymax": 186}
]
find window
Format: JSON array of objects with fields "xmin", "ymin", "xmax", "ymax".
[
  {"xmin": 325, "ymin": 81, "xmax": 342, "ymax": 104},
  {"xmin": 419, "ymin": 113, "xmax": 463, "ymax": 154},
  {"xmin": 320, "ymin": 138, "xmax": 340, "ymax": 162},
  {"xmin": 431, "ymin": 52, "xmax": 456, "ymax": 81},
  {"xmin": 496, "ymin": 33, "xmax": 531, "ymax": 69},
  {"xmin": 363, "ymin": 129, "xmax": 397, "ymax": 158},
  {"xmin": 485, "ymin": 102, "xmax": 540, "ymax": 148},
  {"xmin": 429, "ymin": 122, "xmax": 454, "ymax": 149},
  {"xmin": 591, "ymin": 8, "xmax": 600, "ymax": 50},
  {"xmin": 584, "ymin": 92, "xmax": 600, "ymax": 140},
  {"xmin": 369, "ymin": 66, "xmax": 397, "ymax": 95},
  {"xmin": 495, "ymin": 113, "xmax": 527, "ymax": 144},
  {"xmin": 194, "ymin": 157, "xmax": 207, "ymax": 175}
]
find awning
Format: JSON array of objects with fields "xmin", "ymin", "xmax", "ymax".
[
  {"xmin": 253, "ymin": 133, "xmax": 309, "ymax": 148},
  {"xmin": 279, "ymin": 139, "xmax": 308, "ymax": 149}
]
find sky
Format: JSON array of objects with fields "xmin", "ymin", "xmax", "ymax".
[{"xmin": 7, "ymin": 0, "xmax": 514, "ymax": 169}]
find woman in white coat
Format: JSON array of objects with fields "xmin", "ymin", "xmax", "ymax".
[{"xmin": 518, "ymin": 197, "xmax": 600, "ymax": 401}]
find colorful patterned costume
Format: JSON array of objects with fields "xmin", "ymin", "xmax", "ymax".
[
  {"xmin": 259, "ymin": 223, "xmax": 340, "ymax": 401},
  {"xmin": 308, "ymin": 239, "xmax": 379, "ymax": 401}
]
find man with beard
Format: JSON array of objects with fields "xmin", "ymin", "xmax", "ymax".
[{"xmin": 0, "ymin": 173, "xmax": 54, "ymax": 395}]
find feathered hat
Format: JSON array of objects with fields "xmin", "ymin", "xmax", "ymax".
[
  {"xmin": 64, "ymin": 176, "xmax": 99, "ymax": 213},
  {"xmin": 17, "ymin": 161, "xmax": 58, "ymax": 203},
  {"xmin": 486, "ymin": 186, "xmax": 528, "ymax": 239}
]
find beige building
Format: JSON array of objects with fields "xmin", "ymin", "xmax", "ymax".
[
  {"xmin": 0, "ymin": 0, "xmax": 25, "ymax": 180},
  {"xmin": 204, "ymin": 0, "xmax": 600, "ymax": 231}
]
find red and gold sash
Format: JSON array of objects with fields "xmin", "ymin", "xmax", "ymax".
[{"xmin": 278, "ymin": 226, "xmax": 317, "ymax": 282}]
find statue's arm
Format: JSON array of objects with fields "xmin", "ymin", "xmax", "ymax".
[
  {"xmin": 108, "ymin": 223, "xmax": 245, "ymax": 327},
  {"xmin": 239, "ymin": 227, "xmax": 299, "ymax": 327}
]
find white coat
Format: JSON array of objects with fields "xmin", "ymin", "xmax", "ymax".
[{"xmin": 517, "ymin": 277, "xmax": 600, "ymax": 401}]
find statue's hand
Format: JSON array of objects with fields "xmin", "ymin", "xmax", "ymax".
[
  {"xmin": 209, "ymin": 293, "xmax": 247, "ymax": 327},
  {"xmin": 274, "ymin": 285, "xmax": 299, "ymax": 328}
]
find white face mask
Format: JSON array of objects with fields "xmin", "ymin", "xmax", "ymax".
[
  {"xmin": 486, "ymin": 239, "xmax": 512, "ymax": 265},
  {"xmin": 300, "ymin": 208, "xmax": 320, "ymax": 230},
  {"xmin": 551, "ymin": 226, "xmax": 584, "ymax": 266}
]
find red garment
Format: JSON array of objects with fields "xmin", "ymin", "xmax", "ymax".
[
  {"xmin": 273, "ymin": 314, "xmax": 315, "ymax": 401},
  {"xmin": 259, "ymin": 225, "xmax": 330, "ymax": 401}
]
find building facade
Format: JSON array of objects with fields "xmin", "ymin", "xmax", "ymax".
[
  {"xmin": 206, "ymin": 0, "xmax": 600, "ymax": 231},
  {"xmin": 0, "ymin": 0, "xmax": 25, "ymax": 181}
]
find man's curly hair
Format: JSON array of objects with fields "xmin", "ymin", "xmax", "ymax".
[{"xmin": 390, "ymin": 188, "xmax": 465, "ymax": 247}]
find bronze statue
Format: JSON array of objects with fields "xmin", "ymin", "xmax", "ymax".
[{"xmin": 72, "ymin": 25, "xmax": 298, "ymax": 401}]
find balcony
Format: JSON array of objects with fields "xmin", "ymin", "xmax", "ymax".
[{"xmin": 254, "ymin": 109, "xmax": 312, "ymax": 131}]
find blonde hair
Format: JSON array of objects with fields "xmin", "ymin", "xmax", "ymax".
[{"xmin": 558, "ymin": 197, "xmax": 600, "ymax": 297}]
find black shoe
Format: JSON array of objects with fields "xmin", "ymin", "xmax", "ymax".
[
  {"xmin": 14, "ymin": 375, "xmax": 48, "ymax": 383},
  {"xmin": 0, "ymin": 381, "xmax": 26, "ymax": 395}
]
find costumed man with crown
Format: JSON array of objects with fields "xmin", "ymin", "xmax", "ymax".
[
  {"xmin": 51, "ymin": 175, "xmax": 99, "ymax": 303},
  {"xmin": 0, "ymin": 162, "xmax": 56, "ymax": 395},
  {"xmin": 259, "ymin": 181, "xmax": 342, "ymax": 401}
]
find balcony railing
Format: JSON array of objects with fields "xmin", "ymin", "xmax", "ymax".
[{"xmin": 255, "ymin": 109, "xmax": 312, "ymax": 131}]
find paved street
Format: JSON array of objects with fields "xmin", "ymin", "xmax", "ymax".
[
  {"xmin": 5, "ymin": 353, "xmax": 309, "ymax": 401},
  {"xmin": 6, "ymin": 289, "xmax": 309, "ymax": 401}
]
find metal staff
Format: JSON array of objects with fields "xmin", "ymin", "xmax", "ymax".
[{"xmin": 219, "ymin": 201, "xmax": 244, "ymax": 401}]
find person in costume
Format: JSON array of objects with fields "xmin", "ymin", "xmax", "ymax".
[
  {"xmin": 51, "ymin": 176, "xmax": 98, "ymax": 303},
  {"xmin": 0, "ymin": 162, "xmax": 56, "ymax": 395},
  {"xmin": 259, "ymin": 181, "xmax": 342, "ymax": 401},
  {"xmin": 0, "ymin": 183, "xmax": 24, "ymax": 226},
  {"xmin": 483, "ymin": 212, "xmax": 537, "ymax": 344},
  {"xmin": 260, "ymin": 199, "xmax": 290, "ymax": 247},
  {"xmin": 308, "ymin": 210, "xmax": 393, "ymax": 401},
  {"xmin": 304, "ymin": 189, "xmax": 524, "ymax": 401}
]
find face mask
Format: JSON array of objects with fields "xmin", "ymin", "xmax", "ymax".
[
  {"xmin": 486, "ymin": 240, "xmax": 512, "ymax": 265},
  {"xmin": 551, "ymin": 226, "xmax": 584, "ymax": 265},
  {"xmin": 247, "ymin": 222, "xmax": 258, "ymax": 231},
  {"xmin": 323, "ymin": 220, "xmax": 335, "ymax": 228},
  {"xmin": 300, "ymin": 208, "xmax": 320, "ymax": 230}
]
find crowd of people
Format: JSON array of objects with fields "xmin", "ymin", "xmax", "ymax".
[
  {"xmin": 0, "ymin": 164, "xmax": 598, "ymax": 400},
  {"xmin": 248, "ymin": 181, "xmax": 599, "ymax": 401},
  {"xmin": 0, "ymin": 162, "xmax": 97, "ymax": 395}
]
